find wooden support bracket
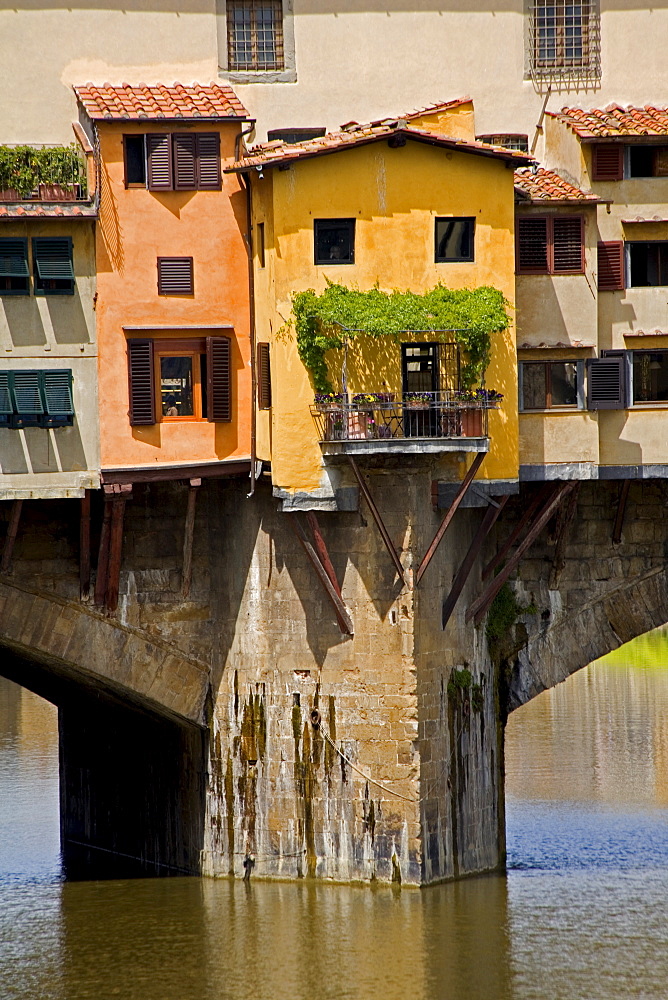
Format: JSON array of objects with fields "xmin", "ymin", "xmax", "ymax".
[
  {"xmin": 305, "ymin": 511, "xmax": 342, "ymax": 598},
  {"xmin": 442, "ymin": 495, "xmax": 510, "ymax": 630},
  {"xmin": 0, "ymin": 500, "xmax": 23, "ymax": 575},
  {"xmin": 182, "ymin": 479, "xmax": 201, "ymax": 598},
  {"xmin": 415, "ymin": 451, "xmax": 486, "ymax": 587},
  {"xmin": 94, "ymin": 499, "xmax": 112, "ymax": 607},
  {"xmin": 466, "ymin": 480, "xmax": 576, "ymax": 626},
  {"xmin": 289, "ymin": 514, "xmax": 354, "ymax": 636},
  {"xmin": 79, "ymin": 490, "xmax": 91, "ymax": 602},
  {"xmin": 549, "ymin": 482, "xmax": 581, "ymax": 588},
  {"xmin": 482, "ymin": 483, "xmax": 553, "ymax": 581},
  {"xmin": 612, "ymin": 479, "xmax": 631, "ymax": 545},
  {"xmin": 347, "ymin": 456, "xmax": 410, "ymax": 589},
  {"xmin": 105, "ymin": 496, "xmax": 127, "ymax": 614}
]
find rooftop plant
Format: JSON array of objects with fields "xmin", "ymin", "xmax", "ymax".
[
  {"xmin": 0, "ymin": 144, "xmax": 87, "ymax": 199},
  {"xmin": 291, "ymin": 282, "xmax": 511, "ymax": 394}
]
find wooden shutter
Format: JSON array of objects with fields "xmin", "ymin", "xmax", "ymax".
[
  {"xmin": 593, "ymin": 144, "xmax": 624, "ymax": 182},
  {"xmin": 9, "ymin": 371, "xmax": 44, "ymax": 426},
  {"xmin": 146, "ymin": 134, "xmax": 173, "ymax": 190},
  {"xmin": 552, "ymin": 216, "xmax": 584, "ymax": 273},
  {"xmin": 42, "ymin": 369, "xmax": 74, "ymax": 426},
  {"xmin": 587, "ymin": 356, "xmax": 626, "ymax": 409},
  {"xmin": 257, "ymin": 342, "xmax": 271, "ymax": 409},
  {"xmin": 157, "ymin": 257, "xmax": 194, "ymax": 295},
  {"xmin": 0, "ymin": 238, "xmax": 28, "ymax": 277},
  {"xmin": 127, "ymin": 339, "xmax": 155, "ymax": 425},
  {"xmin": 173, "ymin": 134, "xmax": 198, "ymax": 190},
  {"xmin": 0, "ymin": 372, "xmax": 10, "ymax": 425},
  {"xmin": 196, "ymin": 134, "xmax": 222, "ymax": 190},
  {"xmin": 207, "ymin": 336, "xmax": 232, "ymax": 421},
  {"xmin": 32, "ymin": 237, "xmax": 74, "ymax": 279},
  {"xmin": 597, "ymin": 241, "xmax": 625, "ymax": 290},
  {"xmin": 517, "ymin": 217, "xmax": 548, "ymax": 273}
]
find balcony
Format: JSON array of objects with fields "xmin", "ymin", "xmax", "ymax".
[
  {"xmin": 312, "ymin": 392, "xmax": 493, "ymax": 457},
  {"xmin": 0, "ymin": 143, "xmax": 92, "ymax": 204}
]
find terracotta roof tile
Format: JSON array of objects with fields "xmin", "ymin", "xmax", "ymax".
[
  {"xmin": 514, "ymin": 167, "xmax": 600, "ymax": 203},
  {"xmin": 401, "ymin": 97, "xmax": 473, "ymax": 120},
  {"xmin": 229, "ymin": 118, "xmax": 532, "ymax": 172},
  {"xmin": 73, "ymin": 82, "xmax": 248, "ymax": 121},
  {"xmin": 0, "ymin": 204, "xmax": 97, "ymax": 220},
  {"xmin": 548, "ymin": 105, "xmax": 668, "ymax": 139}
]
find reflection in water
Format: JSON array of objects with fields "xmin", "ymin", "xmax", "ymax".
[{"xmin": 2, "ymin": 633, "xmax": 668, "ymax": 1000}]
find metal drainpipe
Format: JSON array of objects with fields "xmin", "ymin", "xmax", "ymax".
[{"xmin": 234, "ymin": 121, "xmax": 258, "ymax": 497}]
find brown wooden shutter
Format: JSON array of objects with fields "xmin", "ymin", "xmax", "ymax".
[
  {"xmin": 552, "ymin": 216, "xmax": 584, "ymax": 273},
  {"xmin": 587, "ymin": 356, "xmax": 626, "ymax": 409},
  {"xmin": 173, "ymin": 134, "xmax": 198, "ymax": 190},
  {"xmin": 207, "ymin": 336, "xmax": 232, "ymax": 421},
  {"xmin": 196, "ymin": 134, "xmax": 222, "ymax": 190},
  {"xmin": 127, "ymin": 339, "xmax": 155, "ymax": 425},
  {"xmin": 517, "ymin": 217, "xmax": 548, "ymax": 273},
  {"xmin": 597, "ymin": 241, "xmax": 625, "ymax": 290},
  {"xmin": 146, "ymin": 135, "xmax": 173, "ymax": 190},
  {"xmin": 593, "ymin": 144, "xmax": 624, "ymax": 182},
  {"xmin": 257, "ymin": 342, "xmax": 271, "ymax": 409},
  {"xmin": 157, "ymin": 257, "xmax": 194, "ymax": 295}
]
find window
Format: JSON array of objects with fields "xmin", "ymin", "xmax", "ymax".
[
  {"xmin": 267, "ymin": 128, "xmax": 326, "ymax": 144},
  {"xmin": 314, "ymin": 219, "xmax": 355, "ymax": 265},
  {"xmin": 257, "ymin": 342, "xmax": 271, "ymax": 408},
  {"xmin": 257, "ymin": 222, "xmax": 265, "ymax": 268},
  {"xmin": 123, "ymin": 134, "xmax": 221, "ymax": 191},
  {"xmin": 227, "ymin": 0, "xmax": 284, "ymax": 71},
  {"xmin": 0, "ymin": 370, "xmax": 74, "ymax": 428},
  {"xmin": 520, "ymin": 361, "xmax": 580, "ymax": 409},
  {"xmin": 477, "ymin": 134, "xmax": 529, "ymax": 153},
  {"xmin": 628, "ymin": 242, "xmax": 668, "ymax": 287},
  {"xmin": 127, "ymin": 336, "xmax": 232, "ymax": 426},
  {"xmin": 629, "ymin": 146, "xmax": 668, "ymax": 179},
  {"xmin": 32, "ymin": 237, "xmax": 74, "ymax": 295},
  {"xmin": 0, "ymin": 238, "xmax": 29, "ymax": 295},
  {"xmin": 516, "ymin": 216, "xmax": 584, "ymax": 274},
  {"xmin": 529, "ymin": 0, "xmax": 600, "ymax": 79},
  {"xmin": 157, "ymin": 257, "xmax": 194, "ymax": 296},
  {"xmin": 593, "ymin": 144, "xmax": 668, "ymax": 182},
  {"xmin": 435, "ymin": 218, "xmax": 475, "ymax": 263},
  {"xmin": 632, "ymin": 351, "xmax": 668, "ymax": 403}
]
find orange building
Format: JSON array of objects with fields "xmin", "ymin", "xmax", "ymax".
[{"xmin": 74, "ymin": 83, "xmax": 253, "ymax": 488}]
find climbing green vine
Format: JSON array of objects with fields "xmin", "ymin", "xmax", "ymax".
[{"xmin": 290, "ymin": 282, "xmax": 511, "ymax": 393}]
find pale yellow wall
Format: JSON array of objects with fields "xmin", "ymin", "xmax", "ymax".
[
  {"xmin": 408, "ymin": 103, "xmax": 476, "ymax": 142},
  {"xmin": 253, "ymin": 139, "xmax": 518, "ymax": 493},
  {"xmin": 519, "ymin": 411, "xmax": 599, "ymax": 466},
  {"xmin": 543, "ymin": 118, "xmax": 588, "ymax": 189},
  {"xmin": 599, "ymin": 409, "xmax": 668, "ymax": 467},
  {"xmin": 0, "ymin": 221, "xmax": 99, "ymax": 498}
]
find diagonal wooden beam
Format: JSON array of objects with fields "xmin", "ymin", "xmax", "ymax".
[
  {"xmin": 305, "ymin": 511, "xmax": 342, "ymax": 598},
  {"xmin": 182, "ymin": 479, "xmax": 201, "ymax": 598},
  {"xmin": 612, "ymin": 479, "xmax": 631, "ymax": 545},
  {"xmin": 289, "ymin": 514, "xmax": 354, "ymax": 635},
  {"xmin": 549, "ymin": 481, "xmax": 580, "ymax": 588},
  {"xmin": 415, "ymin": 451, "xmax": 486, "ymax": 586},
  {"xmin": 466, "ymin": 480, "xmax": 577, "ymax": 626},
  {"xmin": 105, "ymin": 496, "xmax": 127, "ymax": 614},
  {"xmin": 347, "ymin": 456, "xmax": 410, "ymax": 588},
  {"xmin": 442, "ymin": 495, "xmax": 510, "ymax": 630},
  {"xmin": 0, "ymin": 500, "xmax": 23, "ymax": 575},
  {"xmin": 482, "ymin": 483, "xmax": 553, "ymax": 581},
  {"xmin": 94, "ymin": 498, "xmax": 112, "ymax": 607},
  {"xmin": 79, "ymin": 490, "xmax": 91, "ymax": 601}
]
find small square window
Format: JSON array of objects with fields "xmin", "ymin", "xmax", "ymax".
[
  {"xmin": 435, "ymin": 218, "xmax": 475, "ymax": 263},
  {"xmin": 520, "ymin": 360, "xmax": 579, "ymax": 409},
  {"xmin": 32, "ymin": 237, "xmax": 74, "ymax": 295},
  {"xmin": 314, "ymin": 219, "xmax": 355, "ymax": 265},
  {"xmin": 0, "ymin": 238, "xmax": 29, "ymax": 295}
]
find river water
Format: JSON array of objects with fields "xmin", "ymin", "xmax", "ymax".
[{"xmin": 2, "ymin": 638, "xmax": 668, "ymax": 1000}]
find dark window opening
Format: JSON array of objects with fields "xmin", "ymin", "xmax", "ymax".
[
  {"xmin": 32, "ymin": 237, "xmax": 74, "ymax": 295},
  {"xmin": 402, "ymin": 343, "xmax": 440, "ymax": 395},
  {"xmin": 267, "ymin": 128, "xmax": 326, "ymax": 144},
  {"xmin": 314, "ymin": 219, "xmax": 355, "ymax": 265},
  {"xmin": 632, "ymin": 351, "xmax": 668, "ymax": 403},
  {"xmin": 521, "ymin": 361, "xmax": 579, "ymax": 409},
  {"xmin": 257, "ymin": 222, "xmax": 265, "ymax": 268},
  {"xmin": 0, "ymin": 238, "xmax": 29, "ymax": 295},
  {"xmin": 227, "ymin": 0, "xmax": 284, "ymax": 71},
  {"xmin": 628, "ymin": 242, "xmax": 668, "ymax": 287},
  {"xmin": 628, "ymin": 145, "xmax": 668, "ymax": 178},
  {"xmin": 477, "ymin": 134, "xmax": 529, "ymax": 153},
  {"xmin": 435, "ymin": 218, "xmax": 475, "ymax": 262},
  {"xmin": 160, "ymin": 356, "xmax": 195, "ymax": 416},
  {"xmin": 124, "ymin": 135, "xmax": 146, "ymax": 186}
]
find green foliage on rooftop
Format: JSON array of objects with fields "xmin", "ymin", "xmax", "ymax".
[
  {"xmin": 0, "ymin": 144, "xmax": 87, "ymax": 199},
  {"xmin": 290, "ymin": 282, "xmax": 511, "ymax": 393}
]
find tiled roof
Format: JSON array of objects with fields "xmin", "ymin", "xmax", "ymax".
[
  {"xmin": 74, "ymin": 83, "xmax": 249, "ymax": 121},
  {"xmin": 229, "ymin": 119, "xmax": 532, "ymax": 172},
  {"xmin": 0, "ymin": 203, "xmax": 97, "ymax": 220},
  {"xmin": 514, "ymin": 167, "xmax": 600, "ymax": 203},
  {"xmin": 549, "ymin": 105, "xmax": 668, "ymax": 139},
  {"xmin": 401, "ymin": 97, "xmax": 473, "ymax": 120},
  {"xmin": 518, "ymin": 341, "xmax": 594, "ymax": 349}
]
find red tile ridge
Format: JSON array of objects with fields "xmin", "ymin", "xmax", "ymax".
[{"xmin": 514, "ymin": 166, "xmax": 599, "ymax": 202}]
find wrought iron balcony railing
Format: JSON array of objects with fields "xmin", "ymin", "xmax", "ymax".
[{"xmin": 312, "ymin": 392, "xmax": 494, "ymax": 443}]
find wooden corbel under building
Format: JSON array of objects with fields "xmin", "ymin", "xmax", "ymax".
[
  {"xmin": 288, "ymin": 511, "xmax": 354, "ymax": 636},
  {"xmin": 346, "ymin": 456, "xmax": 411, "ymax": 589},
  {"xmin": 95, "ymin": 483, "xmax": 132, "ymax": 614},
  {"xmin": 0, "ymin": 500, "xmax": 23, "ymax": 575},
  {"xmin": 182, "ymin": 478, "xmax": 201, "ymax": 598}
]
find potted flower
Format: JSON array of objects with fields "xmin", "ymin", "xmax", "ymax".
[
  {"xmin": 474, "ymin": 388, "xmax": 503, "ymax": 408},
  {"xmin": 403, "ymin": 392, "xmax": 432, "ymax": 409},
  {"xmin": 314, "ymin": 392, "xmax": 344, "ymax": 411}
]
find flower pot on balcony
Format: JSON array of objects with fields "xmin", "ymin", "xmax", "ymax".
[
  {"xmin": 460, "ymin": 407, "xmax": 483, "ymax": 437},
  {"xmin": 39, "ymin": 184, "xmax": 77, "ymax": 202},
  {"xmin": 0, "ymin": 189, "xmax": 20, "ymax": 201}
]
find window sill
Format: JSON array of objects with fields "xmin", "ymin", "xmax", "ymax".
[
  {"xmin": 219, "ymin": 69, "xmax": 297, "ymax": 85},
  {"xmin": 520, "ymin": 407, "xmax": 582, "ymax": 413}
]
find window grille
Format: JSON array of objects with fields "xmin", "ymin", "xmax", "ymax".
[
  {"xmin": 529, "ymin": 0, "xmax": 600, "ymax": 82},
  {"xmin": 227, "ymin": 0, "xmax": 284, "ymax": 72},
  {"xmin": 478, "ymin": 134, "xmax": 529, "ymax": 153}
]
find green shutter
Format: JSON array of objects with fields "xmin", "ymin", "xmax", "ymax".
[
  {"xmin": 32, "ymin": 238, "xmax": 74, "ymax": 280},
  {"xmin": 0, "ymin": 372, "xmax": 11, "ymax": 425},
  {"xmin": 0, "ymin": 239, "xmax": 28, "ymax": 277},
  {"xmin": 42, "ymin": 370, "xmax": 74, "ymax": 425},
  {"xmin": 10, "ymin": 370, "xmax": 44, "ymax": 426}
]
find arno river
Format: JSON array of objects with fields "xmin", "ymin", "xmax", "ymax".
[{"xmin": 2, "ymin": 637, "xmax": 668, "ymax": 1000}]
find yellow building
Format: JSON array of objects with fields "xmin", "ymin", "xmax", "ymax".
[{"xmin": 230, "ymin": 101, "xmax": 529, "ymax": 507}]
